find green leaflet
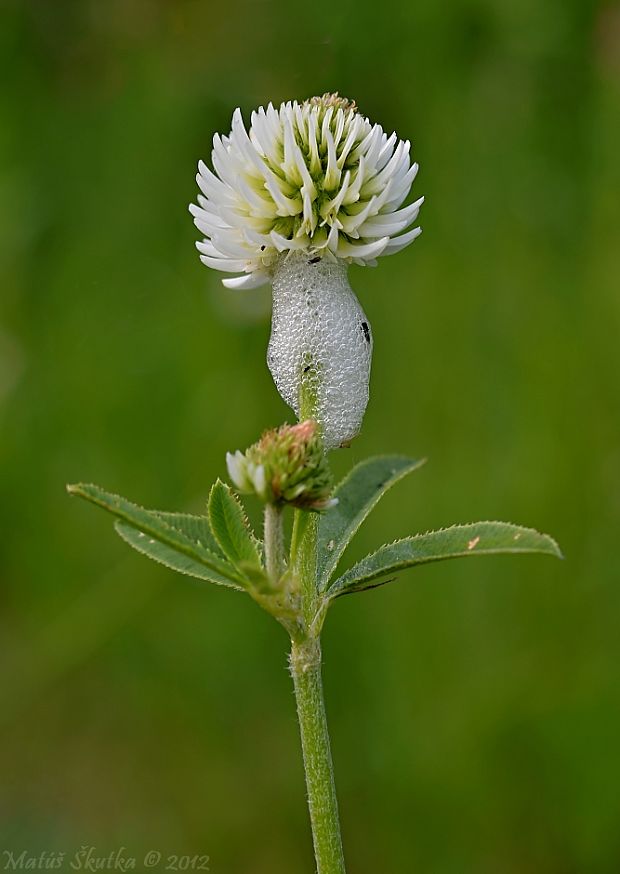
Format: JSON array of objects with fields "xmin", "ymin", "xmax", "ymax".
[
  {"xmin": 207, "ymin": 480, "xmax": 262, "ymax": 573},
  {"xmin": 328, "ymin": 521, "xmax": 563, "ymax": 598},
  {"xmin": 316, "ymin": 455, "xmax": 425, "ymax": 590},
  {"xmin": 155, "ymin": 511, "xmax": 224, "ymax": 556},
  {"xmin": 67, "ymin": 483, "xmax": 245, "ymax": 589},
  {"xmin": 115, "ymin": 521, "xmax": 243, "ymax": 590}
]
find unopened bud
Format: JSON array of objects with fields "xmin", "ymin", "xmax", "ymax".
[{"xmin": 226, "ymin": 421, "xmax": 336, "ymax": 510}]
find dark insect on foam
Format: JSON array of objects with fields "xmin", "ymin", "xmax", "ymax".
[{"xmin": 361, "ymin": 321, "xmax": 371, "ymax": 343}]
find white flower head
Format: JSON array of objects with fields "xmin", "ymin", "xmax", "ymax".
[{"xmin": 190, "ymin": 93, "xmax": 423, "ymax": 289}]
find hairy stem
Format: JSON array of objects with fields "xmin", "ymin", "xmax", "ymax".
[
  {"xmin": 264, "ymin": 503, "xmax": 285, "ymax": 583},
  {"xmin": 290, "ymin": 635, "xmax": 346, "ymax": 874},
  {"xmin": 290, "ymin": 367, "xmax": 346, "ymax": 872}
]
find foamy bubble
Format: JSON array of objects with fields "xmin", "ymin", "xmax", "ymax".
[{"xmin": 267, "ymin": 252, "xmax": 373, "ymax": 449}]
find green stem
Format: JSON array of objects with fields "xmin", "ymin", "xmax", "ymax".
[
  {"xmin": 299, "ymin": 364, "xmax": 319, "ymax": 422},
  {"xmin": 290, "ymin": 508, "xmax": 311, "ymax": 569},
  {"xmin": 290, "ymin": 365, "xmax": 345, "ymax": 873},
  {"xmin": 291, "ymin": 509, "xmax": 346, "ymax": 873},
  {"xmin": 290, "ymin": 635, "xmax": 346, "ymax": 874},
  {"xmin": 264, "ymin": 503, "xmax": 285, "ymax": 583}
]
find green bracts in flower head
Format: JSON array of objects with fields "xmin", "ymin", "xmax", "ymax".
[{"xmin": 227, "ymin": 420, "xmax": 336, "ymax": 510}]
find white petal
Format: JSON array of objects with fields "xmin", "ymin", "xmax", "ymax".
[
  {"xmin": 324, "ymin": 129, "xmax": 340, "ymax": 190},
  {"xmin": 199, "ymin": 255, "xmax": 250, "ymax": 272},
  {"xmin": 382, "ymin": 226, "xmax": 422, "ymax": 254},
  {"xmin": 357, "ymin": 197, "xmax": 424, "ymax": 237},
  {"xmin": 226, "ymin": 451, "xmax": 245, "ymax": 489},
  {"xmin": 252, "ymin": 464, "xmax": 267, "ymax": 499},
  {"xmin": 195, "ymin": 240, "xmax": 220, "ymax": 257},
  {"xmin": 222, "ymin": 272, "xmax": 270, "ymax": 289},
  {"xmin": 336, "ymin": 236, "xmax": 390, "ymax": 260}
]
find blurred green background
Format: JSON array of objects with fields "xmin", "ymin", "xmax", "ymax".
[{"xmin": 1, "ymin": 0, "xmax": 619, "ymax": 871}]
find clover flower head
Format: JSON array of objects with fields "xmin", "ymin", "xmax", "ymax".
[
  {"xmin": 190, "ymin": 93, "xmax": 423, "ymax": 289},
  {"xmin": 226, "ymin": 420, "xmax": 336, "ymax": 510}
]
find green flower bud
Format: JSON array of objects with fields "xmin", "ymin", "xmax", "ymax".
[{"xmin": 226, "ymin": 421, "xmax": 336, "ymax": 510}]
